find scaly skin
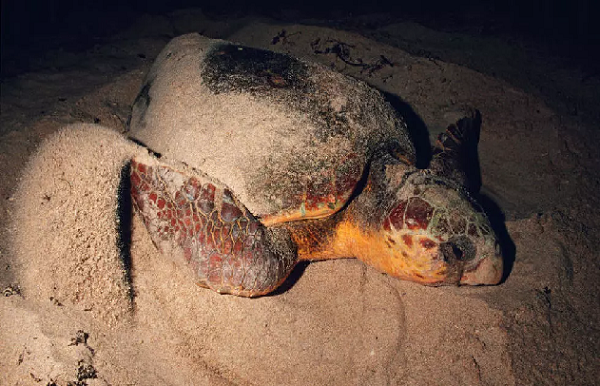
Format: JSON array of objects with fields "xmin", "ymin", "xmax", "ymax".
[
  {"xmin": 285, "ymin": 170, "xmax": 502, "ymax": 286},
  {"xmin": 130, "ymin": 159, "xmax": 296, "ymax": 297}
]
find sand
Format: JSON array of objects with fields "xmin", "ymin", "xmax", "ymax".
[{"xmin": 1, "ymin": 10, "xmax": 598, "ymax": 386}]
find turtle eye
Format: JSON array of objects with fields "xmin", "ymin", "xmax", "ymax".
[{"xmin": 440, "ymin": 236, "xmax": 476, "ymax": 263}]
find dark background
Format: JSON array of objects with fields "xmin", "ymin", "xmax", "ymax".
[{"xmin": 1, "ymin": 0, "xmax": 597, "ymax": 77}]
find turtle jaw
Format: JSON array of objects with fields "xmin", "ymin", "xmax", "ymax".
[{"xmin": 459, "ymin": 244, "xmax": 503, "ymax": 285}]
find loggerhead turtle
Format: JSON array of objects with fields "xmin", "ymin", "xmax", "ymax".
[{"xmin": 126, "ymin": 34, "xmax": 503, "ymax": 297}]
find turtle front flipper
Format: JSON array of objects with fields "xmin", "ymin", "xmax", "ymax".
[
  {"xmin": 130, "ymin": 158, "xmax": 297, "ymax": 297},
  {"xmin": 429, "ymin": 109, "xmax": 482, "ymax": 193}
]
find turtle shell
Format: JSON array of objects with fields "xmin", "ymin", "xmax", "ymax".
[{"xmin": 128, "ymin": 34, "xmax": 415, "ymax": 226}]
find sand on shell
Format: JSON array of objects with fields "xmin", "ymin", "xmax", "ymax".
[{"xmin": 1, "ymin": 11, "xmax": 598, "ymax": 386}]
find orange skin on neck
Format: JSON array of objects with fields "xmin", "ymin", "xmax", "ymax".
[{"xmin": 286, "ymin": 214, "xmax": 448, "ymax": 285}]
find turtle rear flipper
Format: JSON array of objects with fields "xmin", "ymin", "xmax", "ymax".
[
  {"xmin": 429, "ymin": 109, "xmax": 482, "ymax": 193},
  {"xmin": 130, "ymin": 158, "xmax": 297, "ymax": 297}
]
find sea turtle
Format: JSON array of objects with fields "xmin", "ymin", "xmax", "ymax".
[{"xmin": 126, "ymin": 34, "xmax": 503, "ymax": 297}]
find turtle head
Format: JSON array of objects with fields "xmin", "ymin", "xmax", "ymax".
[{"xmin": 378, "ymin": 170, "xmax": 503, "ymax": 286}]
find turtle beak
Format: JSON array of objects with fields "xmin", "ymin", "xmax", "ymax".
[{"xmin": 459, "ymin": 243, "xmax": 504, "ymax": 285}]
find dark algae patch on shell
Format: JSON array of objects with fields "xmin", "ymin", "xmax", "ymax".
[
  {"xmin": 201, "ymin": 42, "xmax": 410, "ymax": 147},
  {"xmin": 201, "ymin": 42, "xmax": 348, "ymax": 143},
  {"xmin": 202, "ymin": 43, "xmax": 311, "ymax": 95}
]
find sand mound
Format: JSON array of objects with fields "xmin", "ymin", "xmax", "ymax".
[{"xmin": 11, "ymin": 124, "xmax": 144, "ymax": 324}]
